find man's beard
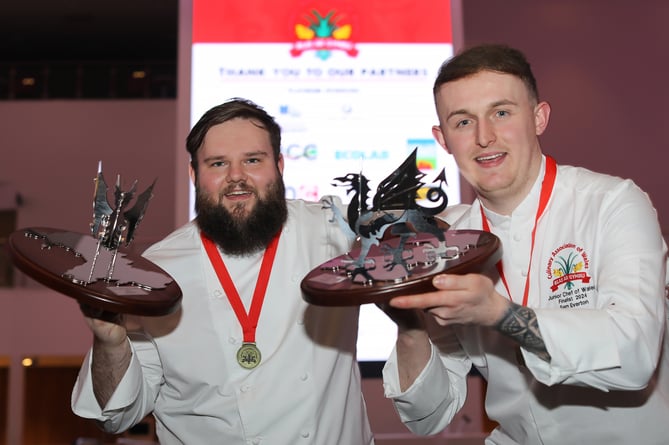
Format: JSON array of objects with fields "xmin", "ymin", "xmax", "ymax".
[{"xmin": 195, "ymin": 179, "xmax": 288, "ymax": 256}]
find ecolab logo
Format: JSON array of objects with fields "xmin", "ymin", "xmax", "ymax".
[
  {"xmin": 334, "ymin": 150, "xmax": 389, "ymax": 161},
  {"xmin": 291, "ymin": 9, "xmax": 358, "ymax": 60}
]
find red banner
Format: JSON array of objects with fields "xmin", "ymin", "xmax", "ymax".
[
  {"xmin": 551, "ymin": 272, "xmax": 591, "ymax": 292},
  {"xmin": 193, "ymin": 0, "xmax": 452, "ymax": 44}
]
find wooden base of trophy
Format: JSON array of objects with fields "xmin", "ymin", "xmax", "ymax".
[
  {"xmin": 7, "ymin": 227, "xmax": 182, "ymax": 316},
  {"xmin": 301, "ymin": 229, "xmax": 501, "ymax": 306}
]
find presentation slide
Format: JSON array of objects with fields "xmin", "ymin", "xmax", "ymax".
[{"xmin": 190, "ymin": 0, "xmax": 456, "ymax": 362}]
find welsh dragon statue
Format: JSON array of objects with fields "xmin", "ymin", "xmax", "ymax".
[{"xmin": 323, "ymin": 148, "xmax": 450, "ymax": 283}]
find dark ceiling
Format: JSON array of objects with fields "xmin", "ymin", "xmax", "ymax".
[{"xmin": 0, "ymin": 0, "xmax": 178, "ymax": 62}]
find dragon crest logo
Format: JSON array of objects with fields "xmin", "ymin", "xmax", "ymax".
[
  {"xmin": 291, "ymin": 9, "xmax": 358, "ymax": 60},
  {"xmin": 545, "ymin": 243, "xmax": 592, "ymax": 292}
]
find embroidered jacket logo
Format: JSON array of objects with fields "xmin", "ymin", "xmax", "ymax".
[
  {"xmin": 545, "ymin": 243, "xmax": 592, "ymax": 292},
  {"xmin": 291, "ymin": 9, "xmax": 358, "ymax": 60}
]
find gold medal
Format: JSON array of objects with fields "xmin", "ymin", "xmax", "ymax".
[
  {"xmin": 237, "ymin": 342, "xmax": 261, "ymax": 369},
  {"xmin": 201, "ymin": 232, "xmax": 280, "ymax": 372}
]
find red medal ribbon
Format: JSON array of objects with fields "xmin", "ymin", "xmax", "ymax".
[
  {"xmin": 200, "ymin": 231, "xmax": 281, "ymax": 343},
  {"xmin": 480, "ymin": 156, "xmax": 557, "ymax": 306}
]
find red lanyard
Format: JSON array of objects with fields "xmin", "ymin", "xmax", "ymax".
[
  {"xmin": 200, "ymin": 231, "xmax": 281, "ymax": 343},
  {"xmin": 480, "ymin": 157, "xmax": 557, "ymax": 306}
]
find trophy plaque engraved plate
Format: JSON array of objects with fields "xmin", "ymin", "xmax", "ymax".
[
  {"xmin": 301, "ymin": 149, "xmax": 501, "ymax": 307},
  {"xmin": 301, "ymin": 229, "xmax": 501, "ymax": 306},
  {"xmin": 6, "ymin": 163, "xmax": 182, "ymax": 316},
  {"xmin": 8, "ymin": 227, "xmax": 181, "ymax": 316}
]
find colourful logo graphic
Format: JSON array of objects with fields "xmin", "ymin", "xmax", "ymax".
[
  {"xmin": 408, "ymin": 139, "xmax": 438, "ymax": 172},
  {"xmin": 408, "ymin": 139, "xmax": 441, "ymax": 200},
  {"xmin": 546, "ymin": 243, "xmax": 592, "ymax": 291},
  {"xmin": 291, "ymin": 9, "xmax": 358, "ymax": 60}
]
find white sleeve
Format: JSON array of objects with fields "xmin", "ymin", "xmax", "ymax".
[
  {"xmin": 71, "ymin": 333, "xmax": 163, "ymax": 433},
  {"xmin": 525, "ymin": 182, "xmax": 667, "ymax": 390},
  {"xmin": 382, "ymin": 328, "xmax": 471, "ymax": 435}
]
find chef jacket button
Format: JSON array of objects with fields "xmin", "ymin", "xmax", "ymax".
[
  {"xmin": 513, "ymin": 233, "xmax": 521, "ymax": 242},
  {"xmin": 228, "ymin": 337, "xmax": 236, "ymax": 344},
  {"xmin": 301, "ymin": 431, "xmax": 310, "ymax": 438},
  {"xmin": 300, "ymin": 373, "xmax": 309, "ymax": 381},
  {"xmin": 252, "ymin": 438, "xmax": 261, "ymax": 445},
  {"xmin": 521, "ymin": 269, "xmax": 528, "ymax": 277},
  {"xmin": 213, "ymin": 290, "xmax": 223, "ymax": 298},
  {"xmin": 240, "ymin": 385, "xmax": 251, "ymax": 393}
]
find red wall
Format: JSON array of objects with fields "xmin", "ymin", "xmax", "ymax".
[{"xmin": 0, "ymin": 101, "xmax": 178, "ymax": 248}]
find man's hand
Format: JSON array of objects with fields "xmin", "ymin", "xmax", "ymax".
[
  {"xmin": 376, "ymin": 302, "xmax": 426, "ymax": 332},
  {"xmin": 388, "ymin": 273, "xmax": 551, "ymax": 362},
  {"xmin": 79, "ymin": 304, "xmax": 133, "ymax": 408},
  {"xmin": 388, "ymin": 273, "xmax": 510, "ymax": 327},
  {"xmin": 376, "ymin": 303, "xmax": 431, "ymax": 391},
  {"xmin": 80, "ymin": 304, "xmax": 128, "ymax": 347}
]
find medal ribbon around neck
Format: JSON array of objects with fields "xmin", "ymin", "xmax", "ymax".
[
  {"xmin": 480, "ymin": 156, "xmax": 557, "ymax": 307},
  {"xmin": 200, "ymin": 230, "xmax": 281, "ymax": 369}
]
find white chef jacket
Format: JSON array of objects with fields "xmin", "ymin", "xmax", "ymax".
[
  {"xmin": 383, "ymin": 156, "xmax": 669, "ymax": 444},
  {"xmin": 72, "ymin": 199, "xmax": 375, "ymax": 445}
]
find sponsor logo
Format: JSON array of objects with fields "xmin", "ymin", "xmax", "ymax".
[
  {"xmin": 334, "ymin": 150, "xmax": 389, "ymax": 161},
  {"xmin": 408, "ymin": 139, "xmax": 438, "ymax": 172},
  {"xmin": 285, "ymin": 184, "xmax": 320, "ymax": 201},
  {"xmin": 279, "ymin": 104, "xmax": 301, "ymax": 117},
  {"xmin": 283, "ymin": 143, "xmax": 318, "ymax": 160}
]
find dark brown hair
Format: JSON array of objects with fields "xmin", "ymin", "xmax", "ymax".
[
  {"xmin": 433, "ymin": 44, "xmax": 539, "ymax": 103},
  {"xmin": 186, "ymin": 98, "xmax": 282, "ymax": 173}
]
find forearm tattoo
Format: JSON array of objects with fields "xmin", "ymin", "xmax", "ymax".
[{"xmin": 495, "ymin": 302, "xmax": 551, "ymax": 362}]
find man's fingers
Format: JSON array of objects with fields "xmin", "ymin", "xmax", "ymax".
[
  {"xmin": 79, "ymin": 303, "xmax": 124, "ymax": 325},
  {"xmin": 389, "ymin": 292, "xmax": 442, "ymax": 310}
]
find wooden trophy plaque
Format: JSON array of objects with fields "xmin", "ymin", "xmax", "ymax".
[
  {"xmin": 301, "ymin": 149, "xmax": 500, "ymax": 306},
  {"xmin": 6, "ymin": 164, "xmax": 181, "ymax": 316},
  {"xmin": 301, "ymin": 229, "xmax": 500, "ymax": 306}
]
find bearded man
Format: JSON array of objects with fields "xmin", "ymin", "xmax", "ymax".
[{"xmin": 72, "ymin": 98, "xmax": 375, "ymax": 445}]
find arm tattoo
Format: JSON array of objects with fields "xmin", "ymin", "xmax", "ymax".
[{"xmin": 495, "ymin": 302, "xmax": 551, "ymax": 362}]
